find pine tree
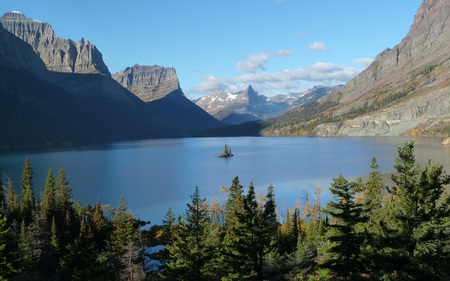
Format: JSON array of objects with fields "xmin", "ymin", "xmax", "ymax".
[
  {"xmin": 221, "ymin": 177, "xmax": 247, "ymax": 280},
  {"xmin": 382, "ymin": 141, "xmax": 450, "ymax": 279},
  {"xmin": 322, "ymin": 174, "xmax": 367, "ymax": 281},
  {"xmin": 6, "ymin": 179, "xmax": 19, "ymax": 223},
  {"xmin": 359, "ymin": 157, "xmax": 386, "ymax": 279},
  {"xmin": 55, "ymin": 169, "xmax": 72, "ymax": 213},
  {"xmin": 60, "ymin": 218, "xmax": 115, "ymax": 280},
  {"xmin": 0, "ymin": 176, "xmax": 5, "ymax": 216},
  {"xmin": 50, "ymin": 216, "xmax": 59, "ymax": 253},
  {"xmin": 221, "ymin": 180, "xmax": 280, "ymax": 280},
  {"xmin": 20, "ymin": 157, "xmax": 34, "ymax": 224},
  {"xmin": 363, "ymin": 157, "xmax": 384, "ymax": 213},
  {"xmin": 165, "ymin": 186, "xmax": 215, "ymax": 281},
  {"xmin": 92, "ymin": 200, "xmax": 108, "ymax": 249},
  {"xmin": 111, "ymin": 196, "xmax": 142, "ymax": 278},
  {"xmin": 0, "ymin": 214, "xmax": 13, "ymax": 280},
  {"xmin": 18, "ymin": 220, "xmax": 32, "ymax": 271},
  {"xmin": 42, "ymin": 168, "xmax": 56, "ymax": 221}
]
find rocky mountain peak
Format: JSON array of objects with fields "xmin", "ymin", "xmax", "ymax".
[
  {"xmin": 0, "ymin": 11, "xmax": 110, "ymax": 75},
  {"xmin": 112, "ymin": 64, "xmax": 181, "ymax": 102},
  {"xmin": 1, "ymin": 11, "xmax": 27, "ymax": 20}
]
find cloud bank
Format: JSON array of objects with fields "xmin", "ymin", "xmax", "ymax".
[{"xmin": 194, "ymin": 61, "xmax": 360, "ymax": 96}]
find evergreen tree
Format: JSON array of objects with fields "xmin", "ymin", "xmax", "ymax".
[
  {"xmin": 111, "ymin": 196, "xmax": 142, "ymax": 278},
  {"xmin": 0, "ymin": 176, "xmax": 4, "ymax": 216},
  {"xmin": 60, "ymin": 218, "xmax": 115, "ymax": 281},
  {"xmin": 55, "ymin": 169, "xmax": 72, "ymax": 213},
  {"xmin": 18, "ymin": 220, "xmax": 32, "ymax": 270},
  {"xmin": 363, "ymin": 157, "xmax": 384, "ymax": 213},
  {"xmin": 0, "ymin": 214, "xmax": 13, "ymax": 280},
  {"xmin": 165, "ymin": 186, "xmax": 215, "ymax": 281},
  {"xmin": 221, "ymin": 177, "xmax": 248, "ymax": 280},
  {"xmin": 221, "ymin": 180, "xmax": 280, "ymax": 280},
  {"xmin": 42, "ymin": 168, "xmax": 56, "ymax": 221},
  {"xmin": 382, "ymin": 141, "xmax": 450, "ymax": 280},
  {"xmin": 50, "ymin": 216, "xmax": 59, "ymax": 253},
  {"xmin": 292, "ymin": 207, "xmax": 300, "ymax": 251},
  {"xmin": 6, "ymin": 179, "xmax": 19, "ymax": 223},
  {"xmin": 20, "ymin": 157, "xmax": 34, "ymax": 224},
  {"xmin": 322, "ymin": 174, "xmax": 367, "ymax": 281},
  {"xmin": 92, "ymin": 200, "xmax": 108, "ymax": 249}
]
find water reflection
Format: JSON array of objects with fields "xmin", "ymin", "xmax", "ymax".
[{"xmin": 0, "ymin": 136, "xmax": 448, "ymax": 224}]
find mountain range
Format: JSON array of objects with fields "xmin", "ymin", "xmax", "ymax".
[
  {"xmin": 2, "ymin": 0, "xmax": 449, "ymax": 148},
  {"xmin": 194, "ymin": 85, "xmax": 341, "ymax": 125},
  {"xmin": 0, "ymin": 11, "xmax": 221, "ymax": 149}
]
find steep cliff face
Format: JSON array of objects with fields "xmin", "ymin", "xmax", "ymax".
[
  {"xmin": 263, "ymin": 0, "xmax": 450, "ymax": 137},
  {"xmin": 0, "ymin": 11, "xmax": 109, "ymax": 75},
  {"xmin": 112, "ymin": 64, "xmax": 180, "ymax": 102},
  {"xmin": 113, "ymin": 64, "xmax": 223, "ymax": 133},
  {"xmin": 0, "ymin": 20, "xmax": 48, "ymax": 76}
]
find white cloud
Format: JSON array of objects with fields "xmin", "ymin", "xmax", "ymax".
[
  {"xmin": 236, "ymin": 50, "xmax": 293, "ymax": 73},
  {"xmin": 309, "ymin": 41, "xmax": 330, "ymax": 52},
  {"xmin": 193, "ymin": 62, "xmax": 360, "ymax": 96},
  {"xmin": 354, "ymin": 58, "xmax": 373, "ymax": 67}
]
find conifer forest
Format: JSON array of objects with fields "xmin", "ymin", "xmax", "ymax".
[{"xmin": 0, "ymin": 141, "xmax": 449, "ymax": 280}]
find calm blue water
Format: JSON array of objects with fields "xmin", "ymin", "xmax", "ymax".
[{"xmin": 1, "ymin": 136, "xmax": 449, "ymax": 224}]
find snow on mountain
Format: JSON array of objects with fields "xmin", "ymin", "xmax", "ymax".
[{"xmin": 194, "ymin": 85, "xmax": 341, "ymax": 125}]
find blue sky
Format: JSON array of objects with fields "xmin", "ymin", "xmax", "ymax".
[{"xmin": 2, "ymin": 0, "xmax": 422, "ymax": 99}]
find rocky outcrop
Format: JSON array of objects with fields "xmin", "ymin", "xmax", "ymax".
[
  {"xmin": 0, "ymin": 11, "xmax": 109, "ymax": 75},
  {"xmin": 112, "ymin": 64, "xmax": 180, "ymax": 102}
]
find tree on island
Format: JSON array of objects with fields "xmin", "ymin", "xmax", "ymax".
[{"xmin": 219, "ymin": 144, "xmax": 234, "ymax": 158}]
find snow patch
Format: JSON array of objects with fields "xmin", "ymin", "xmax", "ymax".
[{"xmin": 226, "ymin": 93, "xmax": 237, "ymax": 101}]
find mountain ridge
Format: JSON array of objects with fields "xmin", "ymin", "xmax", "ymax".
[
  {"xmin": 255, "ymin": 0, "xmax": 450, "ymax": 137},
  {"xmin": 0, "ymin": 11, "xmax": 221, "ymax": 149},
  {"xmin": 195, "ymin": 85, "xmax": 341, "ymax": 125}
]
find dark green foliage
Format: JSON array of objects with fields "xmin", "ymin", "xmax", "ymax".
[
  {"xmin": 322, "ymin": 174, "xmax": 367, "ymax": 281},
  {"xmin": 0, "ymin": 214, "xmax": 13, "ymax": 280},
  {"xmin": 20, "ymin": 157, "xmax": 34, "ymax": 224},
  {"xmin": 6, "ymin": 179, "xmax": 19, "ymax": 223},
  {"xmin": 0, "ymin": 158, "xmax": 145, "ymax": 280},
  {"xmin": 42, "ymin": 168, "xmax": 56, "ymax": 220},
  {"xmin": 165, "ymin": 186, "xmax": 216, "ymax": 281},
  {"xmin": 380, "ymin": 141, "xmax": 450, "ymax": 280}
]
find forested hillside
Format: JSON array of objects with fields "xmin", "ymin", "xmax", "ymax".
[{"xmin": 0, "ymin": 142, "xmax": 449, "ymax": 280}]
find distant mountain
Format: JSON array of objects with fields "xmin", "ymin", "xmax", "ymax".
[
  {"xmin": 0, "ymin": 12, "xmax": 220, "ymax": 149},
  {"xmin": 194, "ymin": 85, "xmax": 340, "ymax": 125},
  {"xmin": 194, "ymin": 85, "xmax": 288, "ymax": 125},
  {"xmin": 113, "ymin": 64, "xmax": 222, "ymax": 134},
  {"xmin": 269, "ymin": 85, "xmax": 342, "ymax": 108},
  {"xmin": 256, "ymin": 0, "xmax": 450, "ymax": 137}
]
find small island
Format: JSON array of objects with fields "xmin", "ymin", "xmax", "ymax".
[{"xmin": 218, "ymin": 144, "xmax": 234, "ymax": 158}]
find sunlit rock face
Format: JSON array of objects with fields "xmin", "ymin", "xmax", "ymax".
[
  {"xmin": 112, "ymin": 64, "xmax": 181, "ymax": 102},
  {"xmin": 0, "ymin": 11, "xmax": 110, "ymax": 75}
]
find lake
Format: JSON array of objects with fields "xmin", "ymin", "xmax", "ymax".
[{"xmin": 1, "ymin": 136, "xmax": 449, "ymax": 225}]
